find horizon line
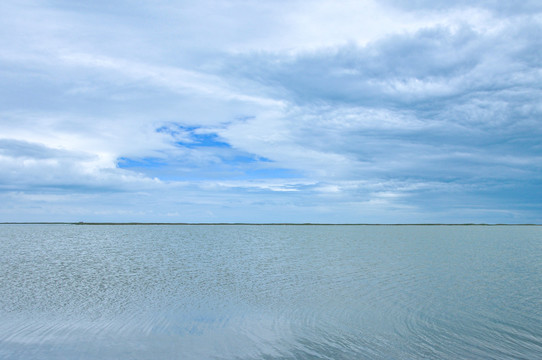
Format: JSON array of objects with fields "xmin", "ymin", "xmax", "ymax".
[{"xmin": 0, "ymin": 222, "xmax": 541, "ymax": 226}]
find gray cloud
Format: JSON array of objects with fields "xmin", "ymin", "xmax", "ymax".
[
  {"xmin": 221, "ymin": 20, "xmax": 542, "ymax": 110},
  {"xmin": 384, "ymin": 0, "xmax": 542, "ymax": 15},
  {"xmin": 0, "ymin": 139, "xmax": 92, "ymax": 160}
]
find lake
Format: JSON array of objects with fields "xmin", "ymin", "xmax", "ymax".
[{"xmin": 0, "ymin": 224, "xmax": 541, "ymax": 359}]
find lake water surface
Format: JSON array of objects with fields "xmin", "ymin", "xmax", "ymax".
[{"xmin": 1, "ymin": 224, "xmax": 541, "ymax": 359}]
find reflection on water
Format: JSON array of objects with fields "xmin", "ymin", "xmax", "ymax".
[{"xmin": 1, "ymin": 225, "xmax": 541, "ymax": 359}]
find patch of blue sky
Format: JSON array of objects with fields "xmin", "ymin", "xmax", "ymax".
[
  {"xmin": 117, "ymin": 157, "xmax": 167, "ymax": 169},
  {"xmin": 210, "ymin": 153, "xmax": 297, "ymax": 178},
  {"xmin": 235, "ymin": 167, "xmax": 300, "ymax": 180},
  {"xmin": 156, "ymin": 124, "xmax": 232, "ymax": 149},
  {"xmin": 126, "ymin": 168, "xmax": 300, "ymax": 183},
  {"xmin": 228, "ymin": 155, "xmax": 274, "ymax": 164},
  {"xmin": 176, "ymin": 133, "xmax": 230, "ymax": 149},
  {"xmin": 156, "ymin": 124, "xmax": 193, "ymax": 135},
  {"xmin": 118, "ymin": 149, "xmax": 298, "ymax": 180}
]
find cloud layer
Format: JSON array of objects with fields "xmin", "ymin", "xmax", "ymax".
[{"xmin": 1, "ymin": 0, "xmax": 541, "ymax": 222}]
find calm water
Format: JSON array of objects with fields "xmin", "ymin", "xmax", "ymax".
[{"xmin": 0, "ymin": 225, "xmax": 541, "ymax": 359}]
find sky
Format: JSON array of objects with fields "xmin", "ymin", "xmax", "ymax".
[{"xmin": 0, "ymin": 0, "xmax": 541, "ymax": 223}]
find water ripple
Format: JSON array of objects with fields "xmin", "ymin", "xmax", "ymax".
[{"xmin": 1, "ymin": 225, "xmax": 541, "ymax": 359}]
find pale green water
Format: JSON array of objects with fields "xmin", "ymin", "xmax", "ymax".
[{"xmin": 0, "ymin": 225, "xmax": 541, "ymax": 359}]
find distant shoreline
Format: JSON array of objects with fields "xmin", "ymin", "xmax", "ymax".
[{"xmin": 0, "ymin": 222, "xmax": 540, "ymax": 226}]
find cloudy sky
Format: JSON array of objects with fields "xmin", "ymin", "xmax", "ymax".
[{"xmin": 1, "ymin": 0, "xmax": 541, "ymax": 223}]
